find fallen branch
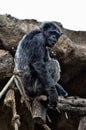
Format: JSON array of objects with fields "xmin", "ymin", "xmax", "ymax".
[
  {"xmin": 58, "ymin": 96, "xmax": 86, "ymax": 116},
  {"xmin": 32, "ymin": 95, "xmax": 51, "ymax": 130},
  {"xmin": 58, "ymin": 96, "xmax": 86, "ymax": 107},
  {"xmin": 32, "ymin": 95, "xmax": 47, "ymax": 124},
  {"xmin": 32, "ymin": 95, "xmax": 86, "ymax": 122},
  {"xmin": 78, "ymin": 116, "xmax": 86, "ymax": 130}
]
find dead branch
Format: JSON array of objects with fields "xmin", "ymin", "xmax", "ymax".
[
  {"xmin": 58, "ymin": 96, "xmax": 86, "ymax": 116},
  {"xmin": 78, "ymin": 116, "xmax": 86, "ymax": 130},
  {"xmin": 32, "ymin": 95, "xmax": 51, "ymax": 130},
  {"xmin": 32, "ymin": 95, "xmax": 47, "ymax": 125},
  {"xmin": 58, "ymin": 96, "xmax": 86, "ymax": 107},
  {"xmin": 32, "ymin": 95, "xmax": 86, "ymax": 118}
]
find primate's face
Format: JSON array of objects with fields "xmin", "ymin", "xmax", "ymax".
[
  {"xmin": 41, "ymin": 22, "xmax": 63, "ymax": 47},
  {"xmin": 46, "ymin": 30, "xmax": 62, "ymax": 47}
]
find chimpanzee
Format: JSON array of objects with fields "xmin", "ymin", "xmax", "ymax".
[{"xmin": 14, "ymin": 22, "xmax": 68, "ymax": 109}]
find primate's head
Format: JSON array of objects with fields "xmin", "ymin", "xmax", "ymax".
[{"xmin": 41, "ymin": 22, "xmax": 63, "ymax": 47}]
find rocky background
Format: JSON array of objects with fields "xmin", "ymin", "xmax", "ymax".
[{"xmin": 0, "ymin": 14, "xmax": 86, "ymax": 130}]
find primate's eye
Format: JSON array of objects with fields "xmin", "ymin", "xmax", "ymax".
[{"xmin": 49, "ymin": 31, "xmax": 60, "ymax": 37}]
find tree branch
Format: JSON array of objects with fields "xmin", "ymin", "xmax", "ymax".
[{"xmin": 58, "ymin": 96, "xmax": 86, "ymax": 116}]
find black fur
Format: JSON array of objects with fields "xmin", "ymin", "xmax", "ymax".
[{"xmin": 14, "ymin": 22, "xmax": 67, "ymax": 109}]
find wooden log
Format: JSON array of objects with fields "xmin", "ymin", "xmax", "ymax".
[
  {"xmin": 58, "ymin": 96, "xmax": 86, "ymax": 107},
  {"xmin": 32, "ymin": 95, "xmax": 47, "ymax": 125},
  {"xmin": 32, "ymin": 95, "xmax": 86, "ymax": 122},
  {"xmin": 58, "ymin": 96, "xmax": 86, "ymax": 116},
  {"xmin": 78, "ymin": 117, "xmax": 86, "ymax": 130}
]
